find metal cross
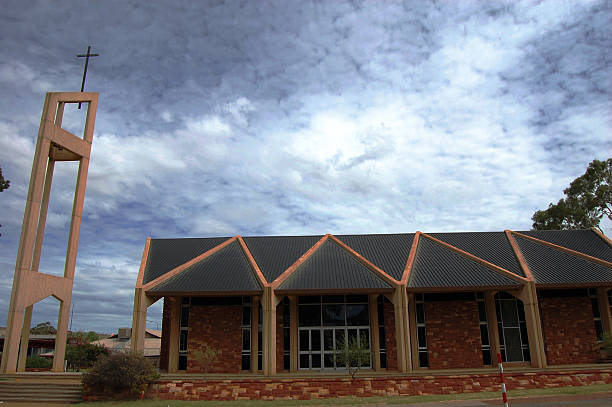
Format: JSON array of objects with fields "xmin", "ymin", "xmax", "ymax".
[{"xmin": 77, "ymin": 45, "xmax": 99, "ymax": 109}]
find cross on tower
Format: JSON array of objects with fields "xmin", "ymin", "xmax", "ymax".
[{"xmin": 77, "ymin": 45, "xmax": 99, "ymax": 109}]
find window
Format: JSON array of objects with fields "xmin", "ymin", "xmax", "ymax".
[
  {"xmin": 298, "ymin": 295, "xmax": 370, "ymax": 370},
  {"xmin": 415, "ymin": 293, "xmax": 428, "ymax": 367},
  {"xmin": 241, "ymin": 296, "xmax": 251, "ymax": 370},
  {"xmin": 475, "ymin": 292, "xmax": 492, "ymax": 365},
  {"xmin": 495, "ymin": 292, "xmax": 529, "ymax": 362},
  {"xmin": 179, "ymin": 297, "xmax": 190, "ymax": 370},
  {"xmin": 588, "ymin": 289, "xmax": 604, "ymax": 341}
]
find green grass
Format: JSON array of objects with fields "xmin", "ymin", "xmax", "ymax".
[{"xmin": 77, "ymin": 383, "xmax": 612, "ymax": 406}]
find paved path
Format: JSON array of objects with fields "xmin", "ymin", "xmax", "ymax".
[{"xmin": 0, "ymin": 392, "xmax": 610, "ymax": 406}]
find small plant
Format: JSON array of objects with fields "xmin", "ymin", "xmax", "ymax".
[
  {"xmin": 333, "ymin": 333, "xmax": 371, "ymax": 379},
  {"xmin": 192, "ymin": 343, "xmax": 218, "ymax": 374},
  {"xmin": 82, "ymin": 352, "xmax": 160, "ymax": 398},
  {"xmin": 26, "ymin": 356, "xmax": 52, "ymax": 369}
]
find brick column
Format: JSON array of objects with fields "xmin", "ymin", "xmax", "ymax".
[{"xmin": 167, "ymin": 297, "xmax": 180, "ymax": 373}]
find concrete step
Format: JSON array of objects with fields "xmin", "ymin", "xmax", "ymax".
[{"xmin": 0, "ymin": 380, "xmax": 82, "ymax": 403}]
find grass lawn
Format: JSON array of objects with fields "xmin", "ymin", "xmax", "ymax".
[{"xmin": 77, "ymin": 383, "xmax": 612, "ymax": 406}]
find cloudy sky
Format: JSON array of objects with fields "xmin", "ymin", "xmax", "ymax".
[{"xmin": 0, "ymin": 0, "xmax": 610, "ymax": 333}]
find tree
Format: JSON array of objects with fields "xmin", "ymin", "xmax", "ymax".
[
  {"xmin": 30, "ymin": 322, "xmax": 57, "ymax": 335},
  {"xmin": 0, "ymin": 166, "xmax": 9, "ymax": 237},
  {"xmin": 532, "ymin": 158, "xmax": 611, "ymax": 231},
  {"xmin": 333, "ymin": 333, "xmax": 371, "ymax": 379},
  {"xmin": 0, "ymin": 167, "xmax": 8, "ymax": 191}
]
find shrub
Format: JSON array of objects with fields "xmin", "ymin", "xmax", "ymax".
[
  {"xmin": 333, "ymin": 333, "xmax": 371, "ymax": 379},
  {"xmin": 26, "ymin": 356, "xmax": 52, "ymax": 369},
  {"xmin": 82, "ymin": 353, "xmax": 160, "ymax": 398}
]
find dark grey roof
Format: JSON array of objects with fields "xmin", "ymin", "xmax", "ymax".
[
  {"xmin": 277, "ymin": 239, "xmax": 392, "ymax": 291},
  {"xmin": 143, "ymin": 237, "xmax": 230, "ymax": 284},
  {"xmin": 513, "ymin": 234, "xmax": 612, "ymax": 285},
  {"xmin": 429, "ymin": 232, "xmax": 525, "ymax": 277},
  {"xmin": 517, "ymin": 230, "xmax": 612, "ymax": 263},
  {"xmin": 243, "ymin": 235, "xmax": 323, "ymax": 283},
  {"xmin": 409, "ymin": 237, "xmax": 521, "ymax": 289},
  {"xmin": 149, "ymin": 240, "xmax": 262, "ymax": 293},
  {"xmin": 335, "ymin": 234, "xmax": 414, "ymax": 281}
]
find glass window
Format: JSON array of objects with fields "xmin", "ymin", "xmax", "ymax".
[
  {"xmin": 346, "ymin": 304, "xmax": 369, "ymax": 326},
  {"xmin": 299, "ymin": 304, "xmax": 321, "ymax": 326},
  {"xmin": 322, "ymin": 304, "xmax": 345, "ymax": 326},
  {"xmin": 298, "ymin": 296, "xmax": 370, "ymax": 370}
]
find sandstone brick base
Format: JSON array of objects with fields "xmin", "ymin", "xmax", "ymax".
[{"xmin": 144, "ymin": 369, "xmax": 612, "ymax": 401}]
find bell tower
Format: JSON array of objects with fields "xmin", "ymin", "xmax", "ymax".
[{"xmin": 0, "ymin": 92, "xmax": 98, "ymax": 373}]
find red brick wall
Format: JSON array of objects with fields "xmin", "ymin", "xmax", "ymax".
[
  {"xmin": 539, "ymin": 295, "xmax": 599, "ymax": 365},
  {"xmin": 134, "ymin": 369, "xmax": 612, "ymax": 401},
  {"xmin": 159, "ymin": 298, "xmax": 170, "ymax": 371},
  {"xmin": 276, "ymin": 305, "xmax": 285, "ymax": 372},
  {"xmin": 425, "ymin": 300, "xmax": 482, "ymax": 369},
  {"xmin": 383, "ymin": 301, "xmax": 397, "ymax": 370},
  {"xmin": 186, "ymin": 305, "xmax": 242, "ymax": 373}
]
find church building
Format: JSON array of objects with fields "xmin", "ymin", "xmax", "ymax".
[{"xmin": 131, "ymin": 228, "xmax": 612, "ymax": 375}]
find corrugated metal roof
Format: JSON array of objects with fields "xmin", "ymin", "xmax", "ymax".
[
  {"xmin": 277, "ymin": 239, "xmax": 392, "ymax": 291},
  {"xmin": 143, "ymin": 237, "xmax": 230, "ymax": 284},
  {"xmin": 243, "ymin": 235, "xmax": 323, "ymax": 283},
  {"xmin": 149, "ymin": 240, "xmax": 262, "ymax": 293},
  {"xmin": 409, "ymin": 237, "xmax": 520, "ymax": 289},
  {"xmin": 513, "ymin": 234, "xmax": 612, "ymax": 285},
  {"xmin": 517, "ymin": 229, "xmax": 612, "ymax": 263},
  {"xmin": 335, "ymin": 234, "xmax": 414, "ymax": 280},
  {"xmin": 429, "ymin": 232, "xmax": 525, "ymax": 277}
]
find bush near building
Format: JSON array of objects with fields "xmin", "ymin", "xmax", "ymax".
[{"xmin": 82, "ymin": 353, "xmax": 160, "ymax": 399}]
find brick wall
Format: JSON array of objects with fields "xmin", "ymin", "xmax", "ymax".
[
  {"xmin": 159, "ymin": 298, "xmax": 170, "ymax": 371},
  {"xmin": 425, "ymin": 300, "xmax": 482, "ymax": 369},
  {"xmin": 186, "ymin": 305, "xmax": 242, "ymax": 373},
  {"xmin": 136, "ymin": 369, "xmax": 612, "ymax": 401},
  {"xmin": 383, "ymin": 301, "xmax": 397, "ymax": 370},
  {"xmin": 539, "ymin": 295, "xmax": 599, "ymax": 365}
]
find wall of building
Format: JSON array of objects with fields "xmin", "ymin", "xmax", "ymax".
[
  {"xmin": 187, "ymin": 305, "xmax": 242, "ymax": 373},
  {"xmin": 383, "ymin": 301, "xmax": 397, "ymax": 370},
  {"xmin": 159, "ymin": 298, "xmax": 170, "ymax": 371},
  {"xmin": 138, "ymin": 368, "xmax": 612, "ymax": 401},
  {"xmin": 539, "ymin": 295, "xmax": 599, "ymax": 365},
  {"xmin": 425, "ymin": 300, "xmax": 482, "ymax": 369}
]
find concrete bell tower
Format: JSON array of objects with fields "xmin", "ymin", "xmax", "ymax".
[{"xmin": 0, "ymin": 92, "xmax": 98, "ymax": 373}]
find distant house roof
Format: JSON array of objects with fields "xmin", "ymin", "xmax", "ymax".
[
  {"xmin": 141, "ymin": 229, "xmax": 612, "ymax": 293},
  {"xmin": 94, "ymin": 329, "xmax": 161, "ymax": 357}
]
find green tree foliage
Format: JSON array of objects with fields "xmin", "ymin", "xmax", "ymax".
[
  {"xmin": 26, "ymin": 356, "xmax": 52, "ymax": 369},
  {"xmin": 30, "ymin": 322, "xmax": 57, "ymax": 335},
  {"xmin": 0, "ymin": 166, "xmax": 9, "ymax": 237},
  {"xmin": 65, "ymin": 342, "xmax": 109, "ymax": 371},
  {"xmin": 532, "ymin": 158, "xmax": 612, "ymax": 231},
  {"xmin": 82, "ymin": 353, "xmax": 160, "ymax": 398},
  {"xmin": 333, "ymin": 333, "xmax": 371, "ymax": 379}
]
